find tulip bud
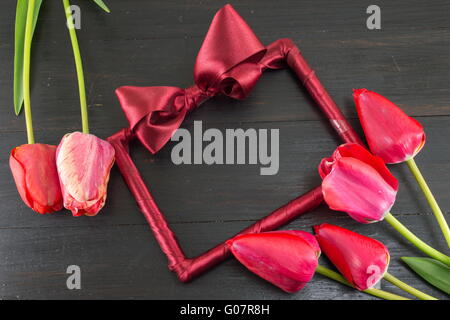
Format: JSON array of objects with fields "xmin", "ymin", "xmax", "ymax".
[
  {"xmin": 319, "ymin": 143, "xmax": 398, "ymax": 223},
  {"xmin": 353, "ymin": 89, "xmax": 426, "ymax": 164},
  {"xmin": 314, "ymin": 223, "xmax": 390, "ymax": 290},
  {"xmin": 9, "ymin": 144, "xmax": 63, "ymax": 214},
  {"xmin": 227, "ymin": 231, "xmax": 320, "ymax": 293},
  {"xmin": 56, "ymin": 132, "xmax": 115, "ymax": 216}
]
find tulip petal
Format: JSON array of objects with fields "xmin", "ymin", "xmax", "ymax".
[
  {"xmin": 277, "ymin": 230, "xmax": 321, "ymax": 257},
  {"xmin": 319, "ymin": 143, "xmax": 398, "ymax": 191},
  {"xmin": 314, "ymin": 223, "xmax": 389, "ymax": 290},
  {"xmin": 322, "ymin": 157, "xmax": 397, "ymax": 223},
  {"xmin": 227, "ymin": 231, "xmax": 319, "ymax": 293},
  {"xmin": 9, "ymin": 144, "xmax": 63, "ymax": 214},
  {"xmin": 353, "ymin": 89, "xmax": 426, "ymax": 164},
  {"xmin": 10, "ymin": 148, "xmax": 32, "ymax": 209},
  {"xmin": 56, "ymin": 132, "xmax": 115, "ymax": 216}
]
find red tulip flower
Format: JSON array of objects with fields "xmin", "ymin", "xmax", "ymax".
[
  {"xmin": 314, "ymin": 223, "xmax": 389, "ymax": 290},
  {"xmin": 227, "ymin": 231, "xmax": 320, "ymax": 293},
  {"xmin": 314, "ymin": 224, "xmax": 437, "ymax": 299},
  {"xmin": 353, "ymin": 88, "xmax": 450, "ymax": 247},
  {"xmin": 226, "ymin": 230, "xmax": 421, "ymax": 299},
  {"xmin": 319, "ymin": 143, "xmax": 450, "ymax": 269},
  {"xmin": 319, "ymin": 143, "xmax": 398, "ymax": 223},
  {"xmin": 56, "ymin": 132, "xmax": 115, "ymax": 217},
  {"xmin": 353, "ymin": 88, "xmax": 425, "ymax": 164},
  {"xmin": 9, "ymin": 144, "xmax": 63, "ymax": 214}
]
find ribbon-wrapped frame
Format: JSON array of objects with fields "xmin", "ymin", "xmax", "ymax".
[{"xmin": 108, "ymin": 4, "xmax": 363, "ymax": 282}]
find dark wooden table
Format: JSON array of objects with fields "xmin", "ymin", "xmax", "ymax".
[{"xmin": 0, "ymin": 0, "xmax": 449, "ymax": 300}]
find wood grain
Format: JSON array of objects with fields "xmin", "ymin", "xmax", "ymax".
[{"xmin": 0, "ymin": 0, "xmax": 449, "ymax": 299}]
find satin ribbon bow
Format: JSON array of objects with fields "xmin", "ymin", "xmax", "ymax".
[{"xmin": 115, "ymin": 4, "xmax": 267, "ymax": 154}]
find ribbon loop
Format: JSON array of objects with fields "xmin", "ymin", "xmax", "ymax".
[
  {"xmin": 115, "ymin": 4, "xmax": 266, "ymax": 154},
  {"xmin": 194, "ymin": 4, "xmax": 266, "ymax": 93}
]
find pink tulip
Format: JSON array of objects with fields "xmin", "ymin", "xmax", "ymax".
[
  {"xmin": 314, "ymin": 223, "xmax": 389, "ymax": 290},
  {"xmin": 9, "ymin": 144, "xmax": 63, "ymax": 214},
  {"xmin": 227, "ymin": 231, "xmax": 320, "ymax": 293},
  {"xmin": 353, "ymin": 89, "xmax": 426, "ymax": 164},
  {"xmin": 56, "ymin": 132, "xmax": 115, "ymax": 216},
  {"xmin": 319, "ymin": 143, "xmax": 398, "ymax": 223}
]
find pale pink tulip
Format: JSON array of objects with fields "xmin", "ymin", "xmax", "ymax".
[{"xmin": 56, "ymin": 132, "xmax": 115, "ymax": 216}]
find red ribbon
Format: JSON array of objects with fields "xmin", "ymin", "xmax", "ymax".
[
  {"xmin": 116, "ymin": 5, "xmax": 362, "ymax": 154},
  {"xmin": 116, "ymin": 4, "xmax": 267, "ymax": 154},
  {"xmin": 108, "ymin": 4, "xmax": 362, "ymax": 282}
]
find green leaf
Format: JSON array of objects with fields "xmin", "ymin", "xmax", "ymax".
[
  {"xmin": 13, "ymin": 0, "xmax": 43, "ymax": 115},
  {"xmin": 402, "ymin": 257, "xmax": 450, "ymax": 295},
  {"xmin": 91, "ymin": 0, "xmax": 110, "ymax": 13}
]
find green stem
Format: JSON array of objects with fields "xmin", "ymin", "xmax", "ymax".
[
  {"xmin": 406, "ymin": 158, "xmax": 450, "ymax": 247},
  {"xmin": 384, "ymin": 213, "xmax": 450, "ymax": 266},
  {"xmin": 315, "ymin": 265, "xmax": 409, "ymax": 300},
  {"xmin": 62, "ymin": 0, "xmax": 89, "ymax": 134},
  {"xmin": 383, "ymin": 272, "xmax": 437, "ymax": 300},
  {"xmin": 23, "ymin": 0, "xmax": 36, "ymax": 144}
]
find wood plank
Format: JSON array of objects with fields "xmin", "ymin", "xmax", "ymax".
[
  {"xmin": 0, "ymin": 215, "xmax": 446, "ymax": 299},
  {"xmin": 0, "ymin": 0, "xmax": 449, "ymax": 300},
  {"xmin": 1, "ymin": 1, "xmax": 450, "ymax": 132},
  {"xmin": 1, "ymin": 117, "xmax": 449, "ymax": 228}
]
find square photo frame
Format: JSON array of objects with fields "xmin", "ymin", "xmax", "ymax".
[{"xmin": 107, "ymin": 5, "xmax": 363, "ymax": 283}]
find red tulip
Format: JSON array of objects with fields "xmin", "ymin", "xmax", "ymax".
[
  {"xmin": 227, "ymin": 231, "xmax": 320, "ymax": 293},
  {"xmin": 314, "ymin": 223, "xmax": 390, "ymax": 290},
  {"xmin": 353, "ymin": 89, "xmax": 426, "ymax": 164},
  {"xmin": 9, "ymin": 144, "xmax": 63, "ymax": 214},
  {"xmin": 56, "ymin": 132, "xmax": 115, "ymax": 217},
  {"xmin": 319, "ymin": 143, "xmax": 398, "ymax": 223}
]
